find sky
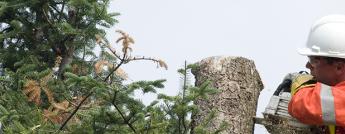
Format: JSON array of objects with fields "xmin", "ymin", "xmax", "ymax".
[{"xmin": 104, "ymin": 0, "xmax": 345, "ymax": 133}]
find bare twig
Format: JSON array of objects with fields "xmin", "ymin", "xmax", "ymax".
[
  {"xmin": 126, "ymin": 56, "xmax": 168, "ymax": 70},
  {"xmin": 42, "ymin": 7, "xmax": 54, "ymax": 26},
  {"xmin": 103, "ymin": 49, "xmax": 127, "ymax": 82},
  {"xmin": 58, "ymin": 0, "xmax": 65, "ymax": 22},
  {"xmin": 49, "ymin": 3, "xmax": 67, "ymax": 22},
  {"xmin": 49, "ymin": 5, "xmax": 60, "ymax": 14},
  {"xmin": 163, "ymin": 102, "xmax": 175, "ymax": 119},
  {"xmin": 126, "ymin": 56, "xmax": 159, "ymax": 63},
  {"xmin": 47, "ymin": 6, "xmax": 58, "ymax": 20},
  {"xmin": 99, "ymin": 41, "xmax": 122, "ymax": 60},
  {"xmin": 99, "ymin": 31, "xmax": 167, "ymax": 82}
]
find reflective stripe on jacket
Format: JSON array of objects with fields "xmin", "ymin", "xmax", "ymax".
[{"xmin": 288, "ymin": 81, "xmax": 345, "ymax": 126}]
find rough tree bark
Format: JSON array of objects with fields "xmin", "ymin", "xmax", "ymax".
[{"xmin": 190, "ymin": 56, "xmax": 264, "ymax": 134}]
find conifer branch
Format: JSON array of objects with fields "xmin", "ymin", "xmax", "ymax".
[
  {"xmin": 182, "ymin": 61, "xmax": 188, "ymax": 134},
  {"xmin": 58, "ymin": 91, "xmax": 93, "ymax": 132},
  {"xmin": 178, "ymin": 117, "xmax": 182, "ymax": 134},
  {"xmin": 145, "ymin": 116, "xmax": 152, "ymax": 134},
  {"xmin": 111, "ymin": 91, "xmax": 137, "ymax": 133},
  {"xmin": 74, "ymin": 8, "xmax": 80, "ymax": 27},
  {"xmin": 81, "ymin": 45, "xmax": 86, "ymax": 75},
  {"xmin": 63, "ymin": 96, "xmax": 91, "ymax": 109}
]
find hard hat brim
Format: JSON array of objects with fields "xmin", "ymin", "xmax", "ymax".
[
  {"xmin": 297, "ymin": 47, "xmax": 345, "ymax": 59},
  {"xmin": 297, "ymin": 47, "xmax": 317, "ymax": 56}
]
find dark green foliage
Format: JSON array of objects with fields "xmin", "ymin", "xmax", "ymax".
[{"xmin": 0, "ymin": 0, "xmax": 226, "ymax": 133}]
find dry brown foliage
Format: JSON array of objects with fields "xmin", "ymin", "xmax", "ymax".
[
  {"xmin": 94, "ymin": 60, "xmax": 128, "ymax": 79},
  {"xmin": 115, "ymin": 68, "xmax": 128, "ymax": 80},
  {"xmin": 43, "ymin": 100, "xmax": 74, "ymax": 124},
  {"xmin": 116, "ymin": 30, "xmax": 134, "ymax": 53},
  {"xmin": 23, "ymin": 80, "xmax": 41, "ymax": 105},
  {"xmin": 23, "ymin": 77, "xmax": 55, "ymax": 105},
  {"xmin": 94, "ymin": 60, "xmax": 112, "ymax": 74},
  {"xmin": 158, "ymin": 59, "xmax": 168, "ymax": 70},
  {"xmin": 72, "ymin": 64, "xmax": 88, "ymax": 75},
  {"xmin": 95, "ymin": 34, "xmax": 103, "ymax": 44}
]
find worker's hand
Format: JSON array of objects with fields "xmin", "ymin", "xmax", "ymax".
[
  {"xmin": 290, "ymin": 74, "xmax": 316, "ymax": 95},
  {"xmin": 274, "ymin": 72, "xmax": 311, "ymax": 95}
]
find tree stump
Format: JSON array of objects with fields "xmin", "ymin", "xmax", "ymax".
[{"xmin": 190, "ymin": 56, "xmax": 264, "ymax": 134}]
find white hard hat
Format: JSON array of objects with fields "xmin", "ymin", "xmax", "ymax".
[{"xmin": 298, "ymin": 14, "xmax": 345, "ymax": 59}]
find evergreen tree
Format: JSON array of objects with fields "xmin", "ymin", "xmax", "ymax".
[{"xmin": 0, "ymin": 0, "xmax": 225, "ymax": 133}]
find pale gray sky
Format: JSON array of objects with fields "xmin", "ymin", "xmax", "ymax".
[{"xmin": 105, "ymin": 0, "xmax": 345, "ymax": 133}]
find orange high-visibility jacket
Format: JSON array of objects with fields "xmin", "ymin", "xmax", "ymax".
[{"xmin": 288, "ymin": 81, "xmax": 345, "ymax": 126}]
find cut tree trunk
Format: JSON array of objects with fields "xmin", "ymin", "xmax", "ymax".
[{"xmin": 190, "ymin": 56, "xmax": 264, "ymax": 134}]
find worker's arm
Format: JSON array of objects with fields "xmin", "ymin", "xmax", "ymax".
[{"xmin": 288, "ymin": 83, "xmax": 324, "ymax": 125}]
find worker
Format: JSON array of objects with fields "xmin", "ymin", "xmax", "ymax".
[{"xmin": 288, "ymin": 15, "xmax": 345, "ymax": 134}]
